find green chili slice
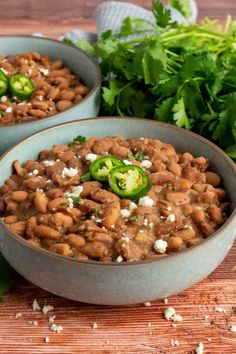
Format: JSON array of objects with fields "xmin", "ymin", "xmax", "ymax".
[
  {"xmin": 89, "ymin": 156, "xmax": 125, "ymax": 182},
  {"xmin": 108, "ymin": 165, "xmax": 151, "ymax": 199},
  {"xmin": 0, "ymin": 69, "xmax": 8, "ymax": 97},
  {"xmin": 9, "ymin": 74, "xmax": 34, "ymax": 99}
]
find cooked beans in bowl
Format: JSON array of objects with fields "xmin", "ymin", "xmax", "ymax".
[
  {"xmin": 0, "ymin": 51, "xmax": 90, "ymax": 125},
  {"xmin": 0, "ymin": 136, "xmax": 230, "ymax": 262}
]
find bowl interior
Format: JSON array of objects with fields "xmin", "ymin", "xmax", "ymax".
[
  {"xmin": 1, "ymin": 117, "xmax": 236, "ymax": 209},
  {"xmin": 0, "ymin": 36, "xmax": 99, "ymax": 89}
]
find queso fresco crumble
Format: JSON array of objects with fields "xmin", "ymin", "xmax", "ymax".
[
  {"xmin": 0, "ymin": 51, "xmax": 89, "ymax": 125},
  {"xmin": 0, "ymin": 135, "xmax": 230, "ymax": 262}
]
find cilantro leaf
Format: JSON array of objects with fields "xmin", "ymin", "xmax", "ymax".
[
  {"xmin": 169, "ymin": 0, "xmax": 192, "ymax": 20},
  {"xmin": 73, "ymin": 135, "xmax": 86, "ymax": 144},
  {"xmin": 128, "ymin": 215, "xmax": 138, "ymax": 222},
  {"xmin": 102, "ymin": 81, "xmax": 122, "ymax": 107},
  {"xmin": 71, "ymin": 196, "xmax": 81, "ymax": 205},
  {"xmin": 0, "ymin": 256, "xmax": 12, "ymax": 301},
  {"xmin": 80, "ymin": 171, "xmax": 91, "ymax": 183},
  {"xmin": 134, "ymin": 149, "xmax": 144, "ymax": 162},
  {"xmin": 172, "ymin": 97, "xmax": 191, "ymax": 129},
  {"xmin": 225, "ymin": 144, "xmax": 236, "ymax": 159},
  {"xmin": 152, "ymin": 1, "xmax": 172, "ymax": 28},
  {"xmin": 76, "ymin": 39, "xmax": 95, "ymax": 56}
]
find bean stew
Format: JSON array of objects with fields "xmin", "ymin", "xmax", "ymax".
[
  {"xmin": 0, "ymin": 136, "xmax": 230, "ymax": 262},
  {"xmin": 0, "ymin": 51, "xmax": 89, "ymax": 125}
]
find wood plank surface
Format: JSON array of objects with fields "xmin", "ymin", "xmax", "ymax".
[{"xmin": 0, "ymin": 1, "xmax": 236, "ymax": 353}]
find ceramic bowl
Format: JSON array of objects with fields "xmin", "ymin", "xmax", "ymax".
[
  {"xmin": 0, "ymin": 35, "xmax": 101, "ymax": 155},
  {"xmin": 0, "ymin": 118, "xmax": 235, "ymax": 305}
]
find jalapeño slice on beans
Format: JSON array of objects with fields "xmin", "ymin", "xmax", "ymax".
[
  {"xmin": 9, "ymin": 74, "xmax": 34, "ymax": 99},
  {"xmin": 108, "ymin": 165, "xmax": 151, "ymax": 199},
  {"xmin": 0, "ymin": 69, "xmax": 8, "ymax": 97},
  {"xmin": 89, "ymin": 156, "xmax": 125, "ymax": 182}
]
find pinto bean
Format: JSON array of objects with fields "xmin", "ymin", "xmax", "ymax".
[
  {"xmin": 26, "ymin": 216, "xmax": 38, "ymax": 238},
  {"xmin": 49, "ymin": 243, "xmax": 71, "ymax": 256},
  {"xmin": 173, "ymin": 178, "xmax": 192, "ymax": 191},
  {"xmin": 207, "ymin": 205, "xmax": 222, "ymax": 224},
  {"xmin": 4, "ymin": 215, "xmax": 18, "ymax": 224},
  {"xmin": 150, "ymin": 171, "xmax": 175, "ymax": 185},
  {"xmin": 8, "ymin": 221, "xmax": 26, "ymax": 236},
  {"xmin": 91, "ymin": 189, "xmax": 119, "ymax": 203},
  {"xmin": 79, "ymin": 199, "xmax": 100, "ymax": 213},
  {"xmin": 65, "ymin": 234, "xmax": 86, "ymax": 249},
  {"xmin": 154, "ymin": 222, "xmax": 175, "ymax": 236},
  {"xmin": 171, "ymin": 228, "xmax": 195, "ymax": 241},
  {"xmin": 80, "ymin": 181, "xmax": 103, "ymax": 198},
  {"xmin": 75, "ymin": 85, "xmax": 89, "ymax": 96},
  {"xmin": 46, "ymin": 189, "xmax": 65, "ymax": 199},
  {"xmin": 60, "ymin": 91, "xmax": 75, "ymax": 101},
  {"xmin": 13, "ymin": 160, "xmax": 27, "ymax": 176},
  {"xmin": 73, "ymin": 94, "xmax": 83, "ymax": 104},
  {"xmin": 81, "ymin": 241, "xmax": 109, "ymax": 259},
  {"xmin": 191, "ymin": 207, "xmax": 205, "ymax": 224},
  {"xmin": 165, "ymin": 192, "xmax": 190, "ymax": 204},
  {"xmin": 102, "ymin": 201, "xmax": 120, "ymax": 229},
  {"xmin": 205, "ymin": 171, "xmax": 221, "ymax": 187},
  {"xmin": 34, "ymin": 191, "xmax": 48, "ymax": 213},
  {"xmin": 199, "ymin": 221, "xmax": 215, "ymax": 238},
  {"xmin": 50, "ymin": 212, "xmax": 73, "ymax": 230},
  {"xmin": 59, "ymin": 150, "xmax": 75, "ymax": 163},
  {"xmin": 198, "ymin": 192, "xmax": 216, "ymax": 204},
  {"xmin": 48, "ymin": 198, "xmax": 68, "ymax": 212},
  {"xmin": 34, "ymin": 225, "xmax": 61, "ymax": 240},
  {"xmin": 56, "ymin": 100, "xmax": 73, "ymax": 112},
  {"xmin": 134, "ymin": 231, "xmax": 154, "ymax": 246},
  {"xmin": 23, "ymin": 177, "xmax": 46, "ymax": 191},
  {"xmin": 167, "ymin": 236, "xmax": 183, "ymax": 251},
  {"xmin": 11, "ymin": 191, "xmax": 28, "ymax": 202},
  {"xmin": 166, "ymin": 160, "xmax": 181, "ymax": 176}
]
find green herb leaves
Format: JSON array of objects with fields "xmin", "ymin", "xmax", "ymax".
[{"xmin": 73, "ymin": 135, "xmax": 86, "ymax": 144}]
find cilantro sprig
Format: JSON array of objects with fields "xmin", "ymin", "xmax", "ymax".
[{"xmin": 68, "ymin": 1, "xmax": 236, "ymax": 161}]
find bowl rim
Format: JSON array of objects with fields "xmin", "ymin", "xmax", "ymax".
[
  {"xmin": 0, "ymin": 116, "xmax": 235, "ymax": 267},
  {"xmin": 0, "ymin": 35, "xmax": 101, "ymax": 128}
]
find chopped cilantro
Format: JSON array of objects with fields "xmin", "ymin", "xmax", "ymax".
[
  {"xmin": 71, "ymin": 196, "xmax": 81, "ymax": 205},
  {"xmin": 134, "ymin": 149, "xmax": 144, "ymax": 162},
  {"xmin": 94, "ymin": 208, "xmax": 100, "ymax": 219},
  {"xmin": 0, "ymin": 110, "xmax": 5, "ymax": 117},
  {"xmin": 128, "ymin": 215, "xmax": 138, "ymax": 222},
  {"xmin": 73, "ymin": 135, "xmax": 87, "ymax": 144},
  {"xmin": 80, "ymin": 171, "xmax": 91, "ymax": 183}
]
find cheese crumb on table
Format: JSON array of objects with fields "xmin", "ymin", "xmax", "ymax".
[
  {"xmin": 50, "ymin": 323, "xmax": 63, "ymax": 333},
  {"xmin": 32, "ymin": 299, "xmax": 41, "ymax": 311},
  {"xmin": 164, "ymin": 307, "xmax": 183, "ymax": 322},
  {"xmin": 215, "ymin": 307, "xmax": 226, "ymax": 313},
  {"xmin": 92, "ymin": 322, "xmax": 98, "ymax": 329},
  {"xmin": 170, "ymin": 339, "xmax": 179, "ymax": 347},
  {"xmin": 144, "ymin": 302, "xmax": 152, "ymax": 307},
  {"xmin": 44, "ymin": 337, "xmax": 50, "ymax": 343},
  {"xmin": 164, "ymin": 298, "xmax": 168, "ymax": 304},
  {"xmin": 42, "ymin": 305, "xmax": 54, "ymax": 315},
  {"xmin": 195, "ymin": 342, "xmax": 204, "ymax": 354},
  {"xmin": 230, "ymin": 325, "xmax": 236, "ymax": 333},
  {"xmin": 15, "ymin": 313, "xmax": 22, "ymax": 319}
]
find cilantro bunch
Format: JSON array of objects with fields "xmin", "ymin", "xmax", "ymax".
[{"xmin": 73, "ymin": 1, "xmax": 236, "ymax": 160}]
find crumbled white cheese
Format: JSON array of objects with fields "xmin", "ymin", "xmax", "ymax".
[
  {"xmin": 164, "ymin": 298, "xmax": 168, "ymax": 304},
  {"xmin": 28, "ymin": 68, "xmax": 32, "ymax": 75},
  {"xmin": 166, "ymin": 213, "xmax": 176, "ymax": 223},
  {"xmin": 144, "ymin": 302, "xmax": 152, "ymax": 307},
  {"xmin": 46, "ymin": 179, "xmax": 52, "ymax": 184},
  {"xmin": 230, "ymin": 325, "xmax": 236, "ymax": 333},
  {"xmin": 143, "ymin": 219, "xmax": 148, "ymax": 226},
  {"xmin": 120, "ymin": 209, "xmax": 131, "ymax": 218},
  {"xmin": 36, "ymin": 188, "xmax": 43, "ymax": 193},
  {"xmin": 164, "ymin": 307, "xmax": 176, "ymax": 321},
  {"xmin": 154, "ymin": 239, "xmax": 168, "ymax": 254},
  {"xmin": 170, "ymin": 339, "xmax": 179, "ymax": 347},
  {"xmin": 32, "ymin": 320, "xmax": 38, "ymax": 326},
  {"xmin": 48, "ymin": 315, "xmax": 56, "ymax": 323},
  {"xmin": 204, "ymin": 315, "xmax": 209, "ymax": 320},
  {"xmin": 92, "ymin": 322, "xmax": 98, "ymax": 329},
  {"xmin": 32, "ymin": 169, "xmax": 39, "ymax": 175},
  {"xmin": 67, "ymin": 197, "xmax": 74, "ymax": 209},
  {"xmin": 149, "ymin": 222, "xmax": 154, "ymax": 228},
  {"xmin": 61, "ymin": 167, "xmax": 78, "ymax": 178},
  {"xmin": 70, "ymin": 186, "xmax": 83, "ymax": 197},
  {"xmin": 116, "ymin": 255, "xmax": 123, "ymax": 263},
  {"xmin": 50, "ymin": 323, "xmax": 63, "ymax": 333},
  {"xmin": 5, "ymin": 106, "xmax": 13, "ymax": 113},
  {"xmin": 172, "ymin": 314, "xmax": 183, "ymax": 322},
  {"xmin": 195, "ymin": 342, "xmax": 204, "ymax": 354},
  {"xmin": 215, "ymin": 307, "xmax": 226, "ymax": 313},
  {"xmin": 166, "ymin": 206, "xmax": 172, "ymax": 211},
  {"xmin": 1, "ymin": 67, "xmax": 8, "ymax": 75},
  {"xmin": 37, "ymin": 95, "xmax": 44, "ymax": 101},
  {"xmin": 43, "ymin": 160, "xmax": 55, "ymax": 167},
  {"xmin": 138, "ymin": 196, "xmax": 154, "ymax": 207},
  {"xmin": 0, "ymin": 95, "xmax": 7, "ymax": 102},
  {"xmin": 32, "ymin": 299, "xmax": 41, "ymax": 311},
  {"xmin": 39, "ymin": 67, "xmax": 49, "ymax": 76},
  {"xmin": 85, "ymin": 153, "xmax": 97, "ymax": 163},
  {"xmin": 140, "ymin": 160, "xmax": 152, "ymax": 169},
  {"xmin": 15, "ymin": 312, "xmax": 22, "ymax": 318},
  {"xmin": 44, "ymin": 337, "xmax": 50, "ymax": 343},
  {"xmin": 129, "ymin": 202, "xmax": 137, "ymax": 210},
  {"xmin": 123, "ymin": 160, "xmax": 132, "ymax": 165},
  {"xmin": 42, "ymin": 305, "xmax": 54, "ymax": 315}
]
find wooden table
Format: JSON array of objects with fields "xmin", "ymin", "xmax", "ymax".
[{"xmin": 0, "ymin": 6, "xmax": 236, "ymax": 353}]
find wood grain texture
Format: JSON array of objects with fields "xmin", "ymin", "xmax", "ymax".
[
  {"xmin": 0, "ymin": 2, "xmax": 236, "ymax": 353},
  {"xmin": 0, "ymin": 0, "xmax": 235, "ymax": 20}
]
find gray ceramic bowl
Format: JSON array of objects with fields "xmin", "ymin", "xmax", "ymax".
[
  {"xmin": 0, "ymin": 118, "xmax": 235, "ymax": 305},
  {"xmin": 0, "ymin": 35, "xmax": 101, "ymax": 155}
]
